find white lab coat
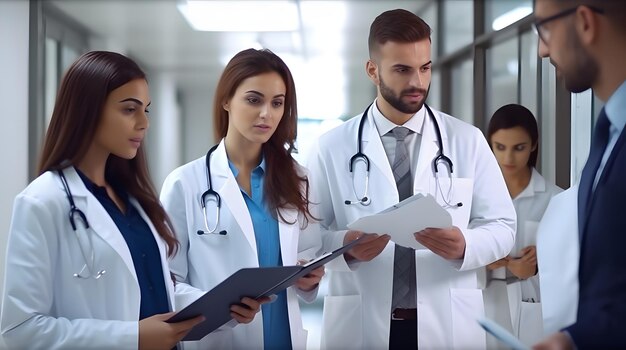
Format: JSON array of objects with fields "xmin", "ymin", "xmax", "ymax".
[
  {"xmin": 508, "ymin": 169, "xmax": 562, "ymax": 344},
  {"xmin": 160, "ymin": 140, "xmax": 322, "ymax": 350},
  {"xmin": 0, "ymin": 166, "xmax": 176, "ymax": 349},
  {"xmin": 483, "ymin": 169, "xmax": 562, "ymax": 348},
  {"xmin": 307, "ymin": 104, "xmax": 516, "ymax": 350}
]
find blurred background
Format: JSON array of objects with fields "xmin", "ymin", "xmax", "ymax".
[{"xmin": 0, "ymin": 1, "xmax": 605, "ymax": 348}]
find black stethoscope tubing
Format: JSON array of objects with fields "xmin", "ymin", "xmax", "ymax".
[
  {"xmin": 199, "ymin": 144, "xmax": 227, "ymax": 235},
  {"xmin": 347, "ymin": 103, "xmax": 457, "ymax": 206},
  {"xmin": 353, "ymin": 103, "xmax": 453, "ymax": 176},
  {"xmin": 58, "ymin": 169, "xmax": 107, "ymax": 279}
]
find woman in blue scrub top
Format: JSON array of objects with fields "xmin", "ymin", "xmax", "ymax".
[
  {"xmin": 0, "ymin": 51, "xmax": 260, "ymax": 350},
  {"xmin": 160, "ymin": 48, "xmax": 324, "ymax": 350}
]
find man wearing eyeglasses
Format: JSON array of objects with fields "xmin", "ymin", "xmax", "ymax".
[{"xmin": 533, "ymin": 0, "xmax": 626, "ymax": 349}]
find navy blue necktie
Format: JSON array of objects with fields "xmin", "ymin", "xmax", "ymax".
[{"xmin": 578, "ymin": 108, "xmax": 610, "ymax": 236}]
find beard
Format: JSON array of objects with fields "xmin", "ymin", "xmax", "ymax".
[
  {"xmin": 379, "ymin": 74, "xmax": 430, "ymax": 115},
  {"xmin": 560, "ymin": 31, "xmax": 598, "ymax": 93}
]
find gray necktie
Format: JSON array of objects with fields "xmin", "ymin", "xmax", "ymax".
[
  {"xmin": 389, "ymin": 126, "xmax": 417, "ymax": 310},
  {"xmin": 391, "ymin": 127, "xmax": 413, "ymax": 201}
]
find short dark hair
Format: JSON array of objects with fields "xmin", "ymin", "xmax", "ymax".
[
  {"xmin": 487, "ymin": 104, "xmax": 540, "ymax": 168},
  {"xmin": 368, "ymin": 9, "xmax": 431, "ymax": 58}
]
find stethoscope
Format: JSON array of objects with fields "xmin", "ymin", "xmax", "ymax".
[
  {"xmin": 197, "ymin": 144, "xmax": 228, "ymax": 236},
  {"xmin": 59, "ymin": 170, "xmax": 107, "ymax": 279},
  {"xmin": 344, "ymin": 103, "xmax": 462, "ymax": 208}
]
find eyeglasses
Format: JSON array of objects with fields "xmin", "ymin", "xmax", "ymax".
[{"xmin": 534, "ymin": 5, "xmax": 604, "ymax": 44}]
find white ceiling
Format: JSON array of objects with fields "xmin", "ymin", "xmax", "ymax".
[{"xmin": 49, "ymin": 0, "xmax": 430, "ymax": 97}]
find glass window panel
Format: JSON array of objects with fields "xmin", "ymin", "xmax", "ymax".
[
  {"xmin": 485, "ymin": 0, "xmax": 532, "ymax": 33},
  {"xmin": 61, "ymin": 45, "xmax": 80, "ymax": 73},
  {"xmin": 451, "ymin": 58, "xmax": 474, "ymax": 124},
  {"xmin": 443, "ymin": 0, "xmax": 473, "ymax": 55},
  {"xmin": 45, "ymin": 38, "xmax": 59, "ymax": 128},
  {"xmin": 420, "ymin": 2, "xmax": 438, "ymax": 59},
  {"xmin": 520, "ymin": 30, "xmax": 538, "ymax": 116},
  {"xmin": 486, "ymin": 37, "xmax": 519, "ymax": 126}
]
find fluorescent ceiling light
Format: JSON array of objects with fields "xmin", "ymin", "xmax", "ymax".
[
  {"xmin": 178, "ymin": 0, "xmax": 299, "ymax": 32},
  {"xmin": 492, "ymin": 6, "xmax": 532, "ymax": 31}
]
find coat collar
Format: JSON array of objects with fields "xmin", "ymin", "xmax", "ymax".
[{"xmin": 514, "ymin": 168, "xmax": 547, "ymax": 201}]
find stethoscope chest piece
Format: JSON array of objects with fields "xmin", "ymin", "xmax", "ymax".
[{"xmin": 198, "ymin": 144, "xmax": 228, "ymax": 236}]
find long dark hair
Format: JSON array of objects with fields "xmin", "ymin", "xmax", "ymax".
[
  {"xmin": 487, "ymin": 104, "xmax": 539, "ymax": 168},
  {"xmin": 38, "ymin": 51, "xmax": 178, "ymax": 256},
  {"xmin": 213, "ymin": 48, "xmax": 314, "ymax": 225}
]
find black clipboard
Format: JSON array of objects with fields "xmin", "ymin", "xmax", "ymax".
[{"xmin": 167, "ymin": 236, "xmax": 363, "ymax": 341}]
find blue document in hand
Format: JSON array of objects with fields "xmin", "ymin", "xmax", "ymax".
[
  {"xmin": 477, "ymin": 317, "xmax": 530, "ymax": 350},
  {"xmin": 167, "ymin": 237, "xmax": 362, "ymax": 341}
]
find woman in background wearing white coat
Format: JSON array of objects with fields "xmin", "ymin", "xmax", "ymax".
[
  {"xmin": 0, "ymin": 51, "xmax": 259, "ymax": 349},
  {"xmin": 160, "ymin": 48, "xmax": 324, "ymax": 350},
  {"xmin": 486, "ymin": 104, "xmax": 562, "ymax": 346}
]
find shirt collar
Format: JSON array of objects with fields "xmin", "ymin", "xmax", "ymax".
[
  {"xmin": 371, "ymin": 99, "xmax": 426, "ymax": 137},
  {"xmin": 75, "ymin": 167, "xmax": 129, "ymax": 203},
  {"xmin": 228, "ymin": 156, "xmax": 266, "ymax": 178},
  {"xmin": 513, "ymin": 168, "xmax": 546, "ymax": 200},
  {"xmin": 605, "ymin": 79, "xmax": 626, "ymax": 133}
]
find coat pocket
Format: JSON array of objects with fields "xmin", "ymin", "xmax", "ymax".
[
  {"xmin": 450, "ymin": 288, "xmax": 486, "ymax": 349},
  {"xmin": 321, "ymin": 295, "xmax": 362, "ymax": 349},
  {"xmin": 517, "ymin": 301, "xmax": 543, "ymax": 346}
]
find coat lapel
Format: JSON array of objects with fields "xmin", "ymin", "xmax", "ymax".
[
  {"xmin": 414, "ymin": 107, "xmax": 447, "ymax": 193},
  {"xmin": 278, "ymin": 208, "xmax": 298, "ymax": 265},
  {"xmin": 61, "ymin": 167, "xmax": 138, "ymax": 282},
  {"xmin": 361, "ymin": 110, "xmax": 397, "ymax": 194},
  {"xmin": 211, "ymin": 141, "xmax": 258, "ymax": 255}
]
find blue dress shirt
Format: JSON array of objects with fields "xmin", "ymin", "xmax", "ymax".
[
  {"xmin": 593, "ymin": 80, "xmax": 626, "ymax": 191},
  {"xmin": 77, "ymin": 169, "xmax": 171, "ymax": 320},
  {"xmin": 229, "ymin": 159, "xmax": 292, "ymax": 349}
]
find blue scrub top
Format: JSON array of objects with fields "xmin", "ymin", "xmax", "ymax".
[
  {"xmin": 77, "ymin": 169, "xmax": 171, "ymax": 320},
  {"xmin": 229, "ymin": 159, "xmax": 293, "ymax": 349}
]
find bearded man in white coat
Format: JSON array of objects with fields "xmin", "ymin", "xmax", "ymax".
[{"xmin": 307, "ymin": 9, "xmax": 517, "ymax": 350}]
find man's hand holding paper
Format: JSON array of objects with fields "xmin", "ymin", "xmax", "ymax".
[
  {"xmin": 414, "ymin": 226, "xmax": 466, "ymax": 259},
  {"xmin": 342, "ymin": 231, "xmax": 391, "ymax": 262},
  {"xmin": 347, "ymin": 194, "xmax": 454, "ymax": 253}
]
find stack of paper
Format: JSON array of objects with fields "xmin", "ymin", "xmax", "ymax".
[{"xmin": 347, "ymin": 193, "xmax": 452, "ymax": 249}]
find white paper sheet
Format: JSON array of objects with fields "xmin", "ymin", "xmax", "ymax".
[{"xmin": 347, "ymin": 193, "xmax": 452, "ymax": 249}]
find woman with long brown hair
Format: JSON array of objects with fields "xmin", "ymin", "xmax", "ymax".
[
  {"xmin": 160, "ymin": 48, "xmax": 323, "ymax": 349},
  {"xmin": 0, "ymin": 51, "xmax": 259, "ymax": 349}
]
